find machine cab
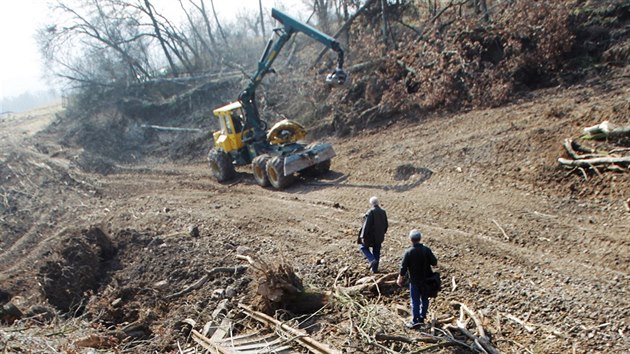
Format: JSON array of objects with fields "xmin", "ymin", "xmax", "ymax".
[{"xmin": 212, "ymin": 101, "xmax": 248, "ymax": 154}]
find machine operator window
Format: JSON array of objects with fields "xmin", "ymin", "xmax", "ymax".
[{"xmin": 232, "ymin": 114, "xmax": 243, "ymax": 133}]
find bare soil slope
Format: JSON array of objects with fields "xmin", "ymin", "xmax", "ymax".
[{"xmin": 0, "ymin": 78, "xmax": 628, "ymax": 353}]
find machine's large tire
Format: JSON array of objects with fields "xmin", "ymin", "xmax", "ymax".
[
  {"xmin": 266, "ymin": 156, "xmax": 295, "ymax": 189},
  {"xmin": 252, "ymin": 154, "xmax": 271, "ymax": 187},
  {"xmin": 301, "ymin": 159, "xmax": 332, "ymax": 177},
  {"xmin": 207, "ymin": 148, "xmax": 235, "ymax": 182},
  {"xmin": 313, "ymin": 159, "xmax": 332, "ymax": 175},
  {"xmin": 301, "ymin": 142, "xmax": 332, "ymax": 176}
]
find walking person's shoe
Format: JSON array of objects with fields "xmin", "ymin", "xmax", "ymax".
[
  {"xmin": 405, "ymin": 320, "xmax": 422, "ymax": 329},
  {"xmin": 368, "ymin": 259, "xmax": 377, "ymax": 272}
]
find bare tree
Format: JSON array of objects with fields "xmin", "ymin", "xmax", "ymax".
[
  {"xmin": 258, "ymin": 0, "xmax": 267, "ymax": 40},
  {"xmin": 188, "ymin": 0, "xmax": 218, "ymax": 49},
  {"xmin": 143, "ymin": 0, "xmax": 178, "ymax": 74},
  {"xmin": 380, "ymin": 0, "xmax": 394, "ymax": 49},
  {"xmin": 209, "ymin": 0, "xmax": 229, "ymax": 45},
  {"xmin": 40, "ymin": 0, "xmax": 153, "ymax": 83},
  {"xmin": 178, "ymin": 0, "xmax": 215, "ymax": 68},
  {"xmin": 306, "ymin": 0, "xmax": 331, "ymax": 34}
]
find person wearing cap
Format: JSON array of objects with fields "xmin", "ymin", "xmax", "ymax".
[
  {"xmin": 358, "ymin": 196, "xmax": 388, "ymax": 273},
  {"xmin": 397, "ymin": 229, "xmax": 438, "ymax": 329}
]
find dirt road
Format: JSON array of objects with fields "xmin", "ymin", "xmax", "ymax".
[{"xmin": 0, "ymin": 82, "xmax": 628, "ymax": 353}]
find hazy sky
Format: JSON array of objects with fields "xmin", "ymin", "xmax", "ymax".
[
  {"xmin": 0, "ymin": 0, "xmax": 296, "ymax": 100},
  {"xmin": 0, "ymin": 1, "xmax": 48, "ymax": 99}
]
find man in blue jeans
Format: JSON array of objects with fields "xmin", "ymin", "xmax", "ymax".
[
  {"xmin": 358, "ymin": 196, "xmax": 388, "ymax": 273},
  {"xmin": 397, "ymin": 229, "xmax": 438, "ymax": 328}
]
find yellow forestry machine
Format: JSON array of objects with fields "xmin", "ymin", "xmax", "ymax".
[{"xmin": 207, "ymin": 8, "xmax": 348, "ymax": 189}]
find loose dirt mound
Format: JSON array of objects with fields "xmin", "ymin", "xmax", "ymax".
[{"xmin": 39, "ymin": 227, "xmax": 115, "ymax": 313}]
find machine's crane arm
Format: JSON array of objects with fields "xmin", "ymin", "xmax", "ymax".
[{"xmin": 238, "ymin": 8, "xmax": 348, "ymax": 141}]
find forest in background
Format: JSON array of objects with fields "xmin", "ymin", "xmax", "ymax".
[{"xmin": 35, "ymin": 0, "xmax": 628, "ymax": 161}]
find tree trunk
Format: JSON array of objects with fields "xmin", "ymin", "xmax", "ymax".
[
  {"xmin": 209, "ymin": 0, "xmax": 229, "ymax": 45},
  {"xmin": 144, "ymin": 0, "xmax": 178, "ymax": 75},
  {"xmin": 191, "ymin": 0, "xmax": 218, "ymax": 49},
  {"xmin": 179, "ymin": 0, "xmax": 215, "ymax": 67},
  {"xmin": 380, "ymin": 0, "xmax": 395, "ymax": 50},
  {"xmin": 258, "ymin": 0, "xmax": 267, "ymax": 40},
  {"xmin": 312, "ymin": 0, "xmax": 377, "ymax": 68}
]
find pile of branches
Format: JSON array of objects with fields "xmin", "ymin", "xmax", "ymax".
[
  {"xmin": 331, "ymin": 267, "xmax": 502, "ymax": 353},
  {"xmin": 559, "ymin": 121, "xmax": 630, "ymax": 177}
]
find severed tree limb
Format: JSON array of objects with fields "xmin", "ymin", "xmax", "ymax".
[
  {"xmin": 239, "ymin": 304, "xmax": 341, "ymax": 354},
  {"xmin": 491, "ymin": 219, "xmax": 510, "ymax": 241},
  {"xmin": 140, "ymin": 124, "xmax": 203, "ymax": 132},
  {"xmin": 375, "ymin": 332, "xmax": 439, "ymax": 344},
  {"xmin": 166, "ymin": 265, "xmax": 248, "ymax": 299},
  {"xmin": 503, "ymin": 313, "xmax": 535, "ymax": 332},
  {"xmin": 558, "ymin": 156, "xmax": 630, "ymax": 168},
  {"xmin": 501, "ymin": 312, "xmax": 568, "ymax": 339},
  {"xmin": 432, "ymin": 326, "xmax": 476, "ymax": 351},
  {"xmin": 347, "ymin": 58, "xmax": 388, "ymax": 73},
  {"xmin": 451, "ymin": 302, "xmax": 500, "ymax": 354},
  {"xmin": 570, "ymin": 139, "xmax": 595, "ymax": 154},
  {"xmin": 236, "ymin": 254, "xmax": 255, "ymax": 265},
  {"xmin": 334, "ymin": 272, "xmax": 397, "ymax": 296},
  {"xmin": 446, "ymin": 324, "xmax": 498, "ymax": 354},
  {"xmin": 584, "ymin": 124, "xmax": 630, "ymax": 140},
  {"xmin": 452, "ymin": 302, "xmax": 486, "ymax": 338},
  {"xmin": 563, "ymin": 139, "xmax": 610, "ymax": 159}
]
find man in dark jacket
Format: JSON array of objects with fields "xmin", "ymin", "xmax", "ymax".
[
  {"xmin": 397, "ymin": 229, "xmax": 438, "ymax": 328},
  {"xmin": 359, "ymin": 196, "xmax": 388, "ymax": 273}
]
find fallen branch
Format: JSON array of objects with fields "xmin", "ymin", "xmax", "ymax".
[
  {"xmin": 239, "ymin": 304, "xmax": 341, "ymax": 354},
  {"xmin": 558, "ymin": 156, "xmax": 630, "ymax": 168},
  {"xmin": 451, "ymin": 302, "xmax": 500, "ymax": 354},
  {"xmin": 374, "ymin": 332, "xmax": 439, "ymax": 344},
  {"xmin": 501, "ymin": 312, "xmax": 568, "ymax": 339},
  {"xmin": 334, "ymin": 272, "xmax": 397, "ymax": 296},
  {"xmin": 503, "ymin": 313, "xmax": 535, "ymax": 333},
  {"xmin": 452, "ymin": 302, "xmax": 486, "ymax": 338},
  {"xmin": 583, "ymin": 122, "xmax": 630, "ymax": 140},
  {"xmin": 491, "ymin": 219, "xmax": 510, "ymax": 241},
  {"xmin": 140, "ymin": 124, "xmax": 204, "ymax": 133},
  {"xmin": 166, "ymin": 265, "xmax": 248, "ymax": 299},
  {"xmin": 562, "ymin": 139, "xmax": 606, "ymax": 160}
]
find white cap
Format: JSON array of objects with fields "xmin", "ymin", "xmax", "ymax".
[
  {"xmin": 409, "ymin": 229, "xmax": 422, "ymax": 241},
  {"xmin": 369, "ymin": 196, "xmax": 379, "ymax": 206}
]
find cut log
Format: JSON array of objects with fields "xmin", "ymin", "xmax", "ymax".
[
  {"xmin": 558, "ymin": 156, "xmax": 630, "ymax": 167},
  {"xmin": 583, "ymin": 122, "xmax": 630, "ymax": 140}
]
